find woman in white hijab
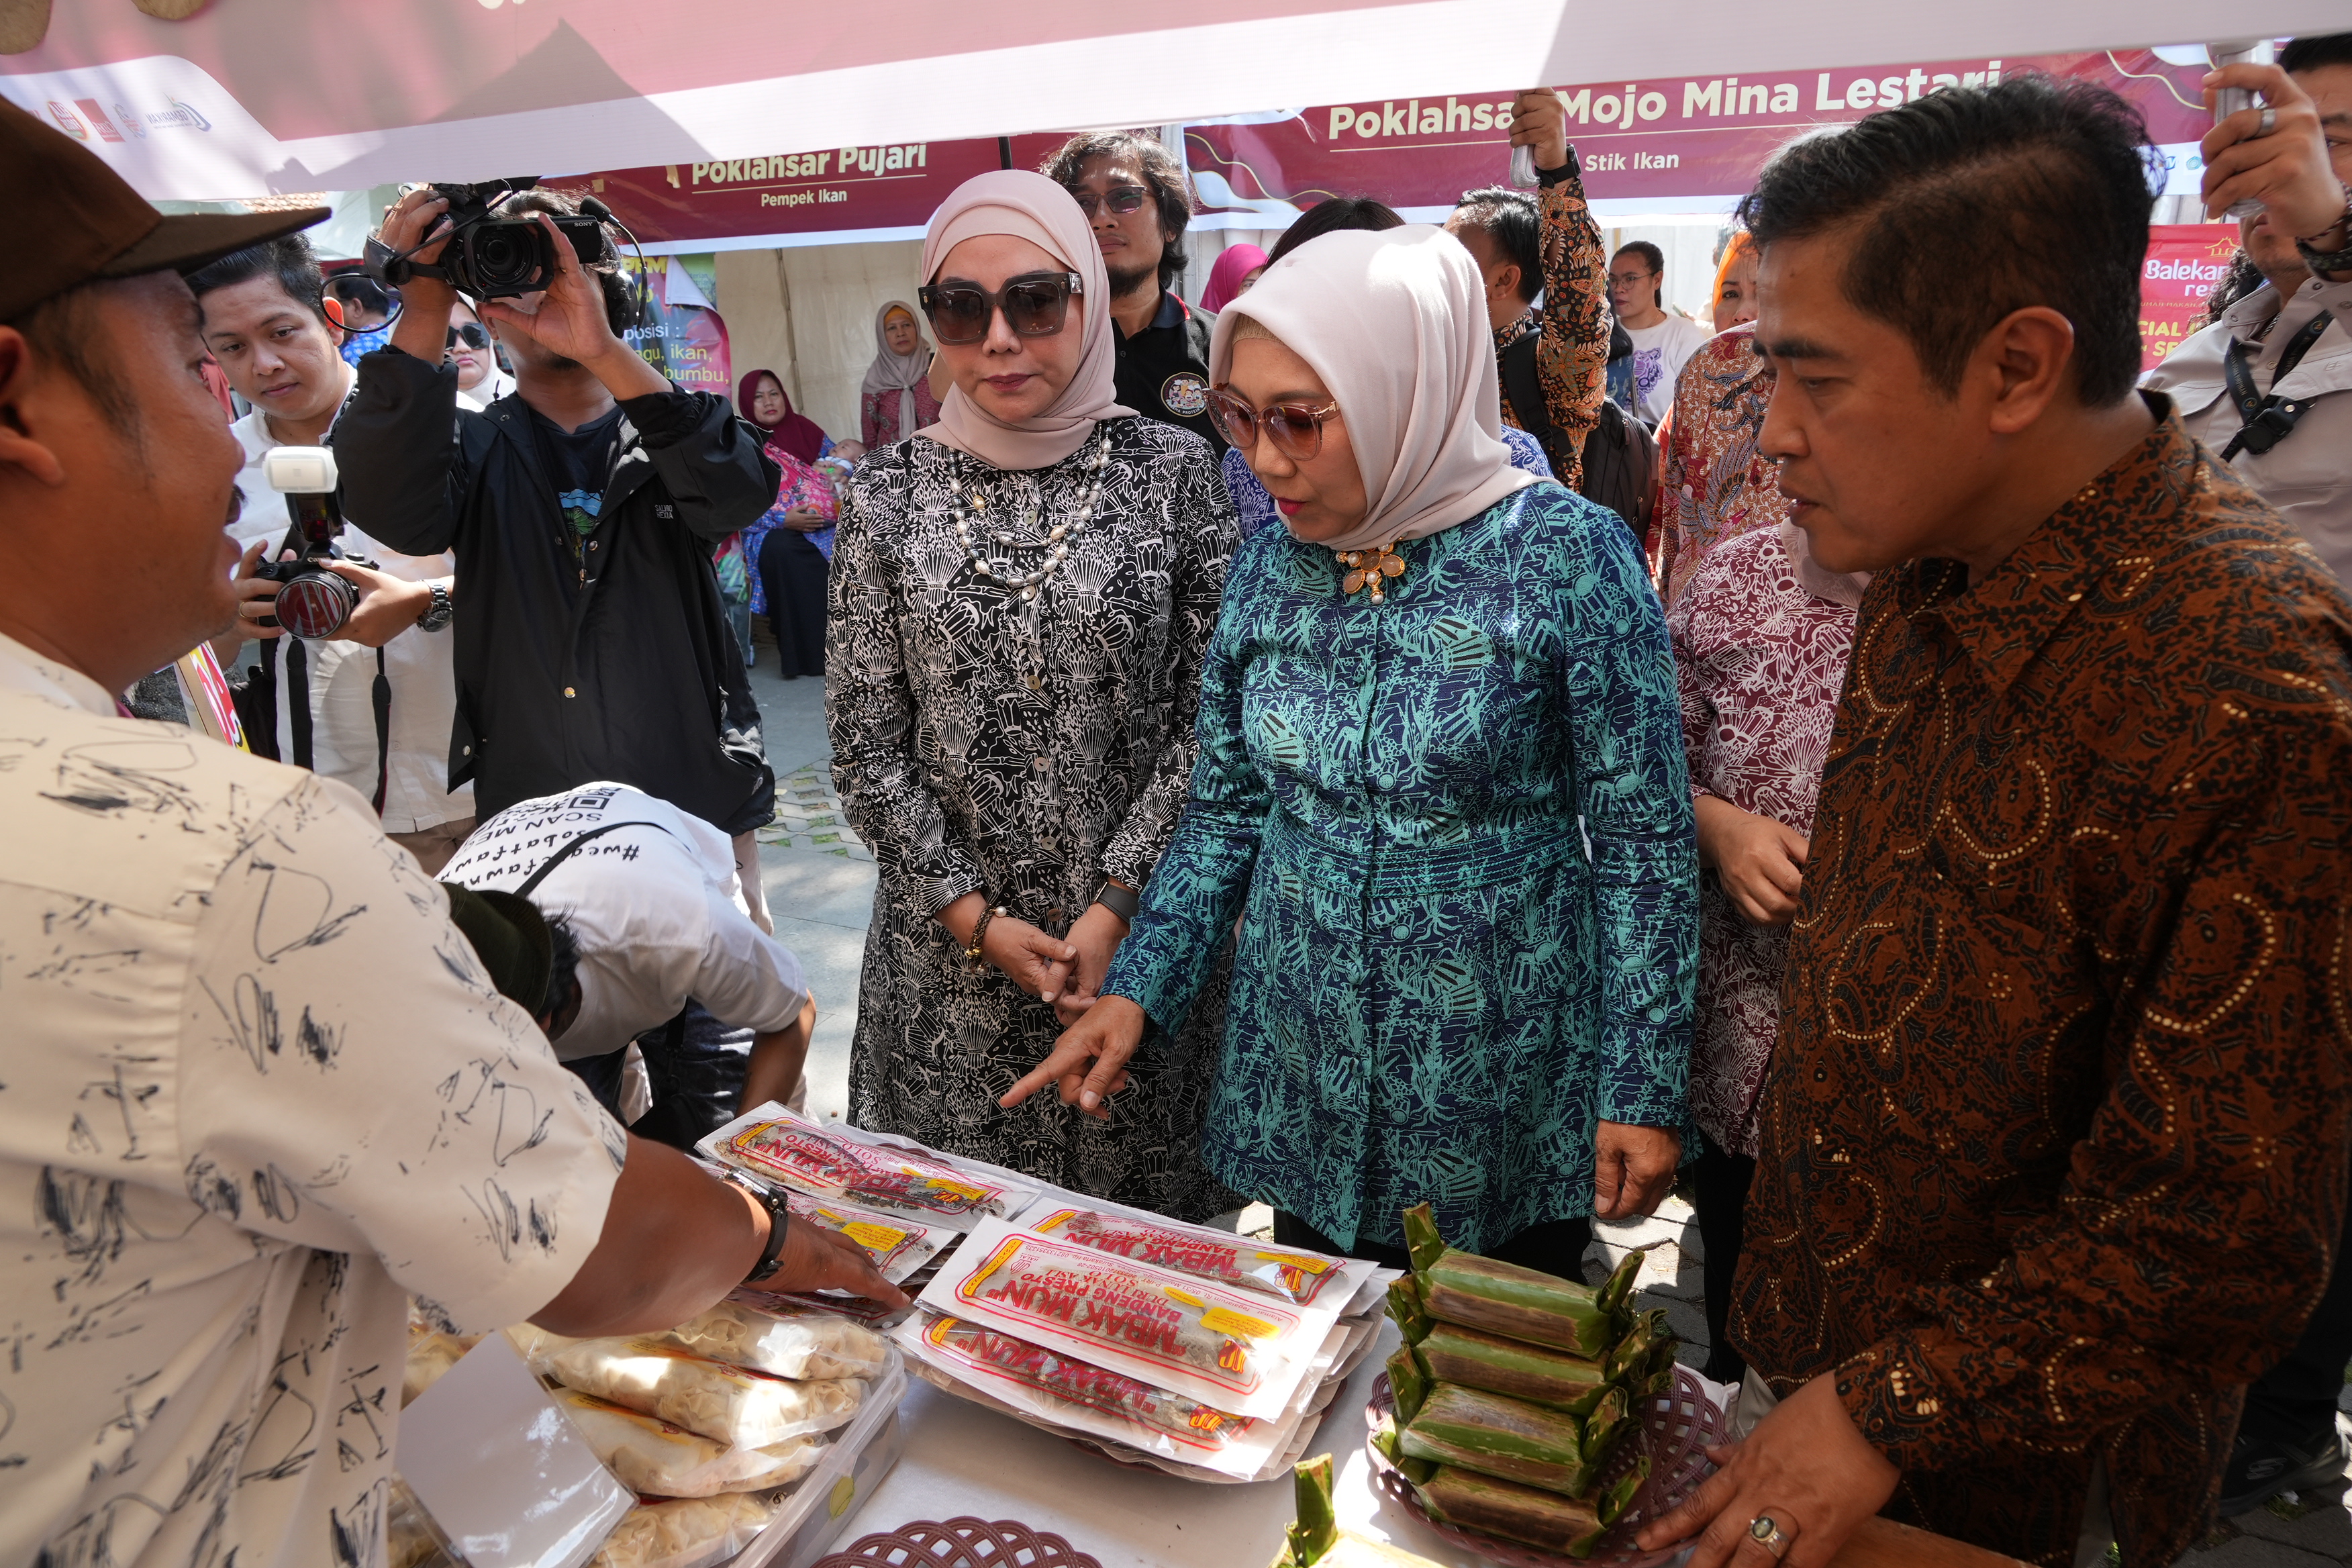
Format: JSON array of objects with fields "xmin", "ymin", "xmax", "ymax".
[
  {"xmin": 828, "ymin": 170, "xmax": 1240, "ymax": 1220},
  {"xmin": 859, "ymin": 299, "xmax": 940, "ymax": 448},
  {"xmin": 1012, "ymin": 226, "xmax": 1699, "ymax": 1271}
]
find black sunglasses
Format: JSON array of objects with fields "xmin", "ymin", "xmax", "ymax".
[
  {"xmin": 918, "ymin": 271, "xmax": 1082, "ymax": 346},
  {"xmin": 446, "ymin": 323, "xmax": 489, "ymax": 350},
  {"xmin": 1066, "ymin": 185, "xmax": 1149, "ymax": 220}
]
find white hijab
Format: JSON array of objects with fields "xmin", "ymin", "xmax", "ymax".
[{"xmin": 1208, "ymin": 226, "xmax": 1537, "ymax": 555}]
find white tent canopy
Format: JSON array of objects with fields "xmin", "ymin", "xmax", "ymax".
[{"xmin": 1, "ymin": 0, "xmax": 2343, "ymax": 201}]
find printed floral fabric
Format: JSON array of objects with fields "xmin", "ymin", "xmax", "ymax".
[
  {"xmin": 1103, "ymin": 483, "xmax": 1698, "ymax": 1253},
  {"xmin": 827, "ymin": 416, "xmax": 1241, "ymax": 1220},
  {"xmin": 1651, "ymin": 324, "xmax": 1789, "ymax": 604},
  {"xmin": 863, "ymin": 381, "xmax": 943, "ymax": 450},
  {"xmin": 1668, "ymin": 525, "xmax": 1855, "ymax": 1160},
  {"xmin": 744, "ymin": 445, "xmax": 840, "ymax": 614},
  {"xmin": 1732, "ymin": 410, "xmax": 2352, "ymax": 1567},
  {"xmin": 0, "ymin": 633, "xmax": 623, "ymax": 1568},
  {"xmin": 1493, "ymin": 167, "xmax": 1611, "ymax": 491}
]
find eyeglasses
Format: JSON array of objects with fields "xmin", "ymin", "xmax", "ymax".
[
  {"xmin": 1065, "ymin": 184, "xmax": 1149, "ymax": 220},
  {"xmin": 1205, "ymin": 388, "xmax": 1341, "ymax": 462},
  {"xmin": 1607, "ymin": 271, "xmax": 1657, "ymax": 288},
  {"xmin": 918, "ymin": 271, "xmax": 1082, "ymax": 345},
  {"xmin": 446, "ymin": 323, "xmax": 489, "ymax": 349}
]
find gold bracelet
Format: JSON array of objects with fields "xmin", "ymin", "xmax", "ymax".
[{"xmin": 964, "ymin": 903, "xmax": 1007, "ymax": 971}]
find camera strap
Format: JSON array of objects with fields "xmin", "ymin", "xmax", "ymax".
[
  {"xmin": 2221, "ymin": 310, "xmax": 2333, "ymax": 460},
  {"xmin": 371, "ymin": 649, "xmax": 391, "ymax": 815},
  {"xmin": 277, "ymin": 638, "xmax": 393, "ymax": 816}
]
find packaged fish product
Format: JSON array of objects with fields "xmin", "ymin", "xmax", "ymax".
[
  {"xmin": 920, "ymin": 1219, "xmax": 1344, "ymax": 1420},
  {"xmin": 695, "ymin": 1103, "xmax": 1037, "ymax": 1230},
  {"xmin": 552, "ymin": 1389, "xmax": 826, "ymax": 1499},
  {"xmin": 1027, "ymin": 1207, "xmax": 1345, "ymax": 1307},
  {"xmin": 649, "ymin": 1298, "xmax": 891, "ymax": 1382},
  {"xmin": 787, "ymin": 1195, "xmax": 952, "ymax": 1283},
  {"xmin": 529, "ymin": 1334, "xmax": 867, "ymax": 1449},
  {"xmin": 587, "ymin": 1489, "xmax": 781, "ymax": 1568},
  {"xmin": 899, "ymin": 1312, "xmax": 1292, "ymax": 1480}
]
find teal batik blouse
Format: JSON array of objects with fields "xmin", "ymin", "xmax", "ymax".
[{"xmin": 1101, "ymin": 481, "xmax": 1697, "ymax": 1253}]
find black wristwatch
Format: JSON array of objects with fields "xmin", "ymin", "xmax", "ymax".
[
  {"xmin": 416, "ymin": 581, "xmax": 454, "ymax": 633},
  {"xmin": 1093, "ymin": 879, "xmax": 1141, "ymax": 925},
  {"xmin": 731, "ymin": 1176, "xmax": 791, "ymax": 1283}
]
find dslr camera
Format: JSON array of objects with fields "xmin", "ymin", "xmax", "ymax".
[
  {"xmin": 365, "ymin": 177, "xmax": 617, "ymax": 299},
  {"xmin": 255, "ymin": 446, "xmax": 371, "ymax": 641}
]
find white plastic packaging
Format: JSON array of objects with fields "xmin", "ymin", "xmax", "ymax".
[
  {"xmin": 522, "ymin": 1331, "xmax": 868, "ymax": 1448},
  {"xmin": 552, "ymin": 1387, "xmax": 828, "ymax": 1499},
  {"xmin": 650, "ymin": 1299, "xmax": 891, "ymax": 1383}
]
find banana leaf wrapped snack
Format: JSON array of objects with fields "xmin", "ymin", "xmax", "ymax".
[
  {"xmin": 1271, "ymin": 1455, "xmax": 1447, "ymax": 1567},
  {"xmin": 1379, "ymin": 1204, "xmax": 1683, "ymax": 1558}
]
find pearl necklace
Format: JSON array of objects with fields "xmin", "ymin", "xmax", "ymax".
[{"xmin": 947, "ymin": 428, "xmax": 1111, "ymax": 602}]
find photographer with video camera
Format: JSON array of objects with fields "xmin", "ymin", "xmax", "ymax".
[{"xmin": 337, "ymin": 183, "xmax": 780, "ymax": 916}]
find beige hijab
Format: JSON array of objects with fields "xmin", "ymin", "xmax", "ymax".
[
  {"xmin": 917, "ymin": 170, "xmax": 1133, "ymax": 471},
  {"xmin": 1209, "ymin": 225, "xmax": 1537, "ymax": 555}
]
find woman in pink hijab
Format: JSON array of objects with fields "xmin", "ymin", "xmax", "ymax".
[
  {"xmin": 827, "ymin": 169, "xmax": 1240, "ymax": 1220},
  {"xmin": 1016, "ymin": 226, "xmax": 1698, "ymax": 1275},
  {"xmin": 1198, "ymin": 242, "xmax": 1269, "ymax": 313}
]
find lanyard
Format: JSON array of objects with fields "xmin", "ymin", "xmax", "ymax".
[{"xmin": 2220, "ymin": 309, "xmax": 2334, "ymax": 460}]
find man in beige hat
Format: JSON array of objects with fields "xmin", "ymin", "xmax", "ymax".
[{"xmin": 0, "ymin": 99, "xmax": 901, "ymax": 1568}]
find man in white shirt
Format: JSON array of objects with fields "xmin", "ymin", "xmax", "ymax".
[
  {"xmin": 0, "ymin": 99, "xmax": 900, "ymax": 1568},
  {"xmin": 443, "ymin": 782, "xmax": 817, "ymax": 1137},
  {"xmin": 191, "ymin": 232, "xmax": 478, "ymax": 871},
  {"xmin": 1609, "ymin": 240, "xmax": 1710, "ymax": 425}
]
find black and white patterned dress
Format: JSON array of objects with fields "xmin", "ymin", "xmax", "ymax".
[{"xmin": 827, "ymin": 415, "xmax": 1240, "ymax": 1220}]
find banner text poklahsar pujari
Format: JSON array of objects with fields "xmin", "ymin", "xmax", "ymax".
[{"xmin": 1188, "ymin": 51, "xmax": 2214, "ymax": 212}]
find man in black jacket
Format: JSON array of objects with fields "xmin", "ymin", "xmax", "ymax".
[{"xmin": 336, "ymin": 188, "xmax": 780, "ymax": 903}]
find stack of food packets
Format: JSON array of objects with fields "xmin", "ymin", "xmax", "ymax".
[
  {"xmin": 399, "ymin": 1293, "xmax": 899, "ymax": 1568},
  {"xmin": 697, "ymin": 1101, "xmax": 1042, "ymax": 1232},
  {"xmin": 897, "ymin": 1203, "xmax": 1395, "ymax": 1483},
  {"xmin": 1377, "ymin": 1204, "xmax": 1672, "ymax": 1559}
]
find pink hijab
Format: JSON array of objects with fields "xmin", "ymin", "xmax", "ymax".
[
  {"xmin": 917, "ymin": 170, "xmax": 1134, "ymax": 471},
  {"xmin": 1211, "ymin": 226, "xmax": 1536, "ymax": 555},
  {"xmin": 1200, "ymin": 243, "xmax": 1269, "ymax": 313}
]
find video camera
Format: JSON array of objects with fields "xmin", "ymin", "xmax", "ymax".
[
  {"xmin": 365, "ymin": 178, "xmax": 618, "ymax": 300},
  {"xmin": 255, "ymin": 446, "xmax": 371, "ymax": 641}
]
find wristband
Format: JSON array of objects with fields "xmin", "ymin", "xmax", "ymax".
[
  {"xmin": 1093, "ymin": 881, "xmax": 1141, "ymax": 925},
  {"xmin": 732, "ymin": 1177, "xmax": 791, "ymax": 1283},
  {"xmin": 964, "ymin": 902, "xmax": 1006, "ymax": 972}
]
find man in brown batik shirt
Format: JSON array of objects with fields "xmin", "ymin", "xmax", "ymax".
[{"xmin": 1642, "ymin": 78, "xmax": 2352, "ymax": 1568}]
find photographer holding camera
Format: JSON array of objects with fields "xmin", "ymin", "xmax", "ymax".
[
  {"xmin": 192, "ymin": 234, "xmax": 477, "ymax": 871},
  {"xmin": 337, "ymin": 185, "xmax": 780, "ymax": 913}
]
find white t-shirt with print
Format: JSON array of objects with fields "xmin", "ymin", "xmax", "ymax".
[
  {"xmin": 0, "ymin": 630, "xmax": 623, "ymax": 1568},
  {"xmin": 441, "ymin": 783, "xmax": 808, "ymax": 1062},
  {"xmin": 1625, "ymin": 314, "xmax": 1712, "ymax": 425},
  {"xmin": 230, "ymin": 376, "xmax": 474, "ymax": 836}
]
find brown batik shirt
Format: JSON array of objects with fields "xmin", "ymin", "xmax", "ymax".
[{"xmin": 1730, "ymin": 404, "xmax": 2352, "ymax": 1568}]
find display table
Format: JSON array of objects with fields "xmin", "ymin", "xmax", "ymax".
[{"xmin": 836, "ymin": 1320, "xmax": 2025, "ymax": 1568}]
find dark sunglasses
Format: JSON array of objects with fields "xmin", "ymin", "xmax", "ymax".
[
  {"xmin": 1206, "ymin": 388, "xmax": 1341, "ymax": 462},
  {"xmin": 1066, "ymin": 184, "xmax": 1149, "ymax": 219},
  {"xmin": 446, "ymin": 323, "xmax": 490, "ymax": 350},
  {"xmin": 918, "ymin": 271, "xmax": 1082, "ymax": 346}
]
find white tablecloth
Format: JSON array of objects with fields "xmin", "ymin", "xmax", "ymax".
[{"xmin": 836, "ymin": 1317, "xmax": 1519, "ymax": 1568}]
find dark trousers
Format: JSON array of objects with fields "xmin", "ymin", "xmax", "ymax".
[
  {"xmin": 1693, "ymin": 1142, "xmax": 1756, "ymax": 1387},
  {"xmin": 1274, "ymin": 1209, "xmax": 1595, "ymax": 1284},
  {"xmin": 758, "ymin": 529, "xmax": 829, "ymax": 679},
  {"xmin": 560, "ymin": 1001, "xmax": 752, "ymax": 1154},
  {"xmin": 2240, "ymin": 1167, "xmax": 2352, "ymax": 1444}
]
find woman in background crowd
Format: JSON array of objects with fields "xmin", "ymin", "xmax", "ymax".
[
  {"xmin": 829, "ymin": 170, "xmax": 1239, "ymax": 1220},
  {"xmin": 1017, "ymin": 227, "xmax": 1696, "ymax": 1271},
  {"xmin": 1669, "ymin": 514, "xmax": 1860, "ymax": 1385},
  {"xmin": 1647, "ymin": 230, "xmax": 1779, "ymax": 601},
  {"xmin": 862, "ymin": 300, "xmax": 942, "ymax": 448},
  {"xmin": 739, "ymin": 368, "xmax": 838, "ymax": 680},
  {"xmin": 446, "ymin": 297, "xmax": 514, "ymax": 410},
  {"xmin": 1198, "ymin": 242, "xmax": 1267, "ymax": 313}
]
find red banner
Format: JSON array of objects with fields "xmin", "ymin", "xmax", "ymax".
[
  {"xmin": 1187, "ymin": 51, "xmax": 2212, "ymax": 214},
  {"xmin": 2141, "ymin": 224, "xmax": 2241, "ymax": 371},
  {"xmin": 583, "ymin": 134, "xmax": 1076, "ymax": 246}
]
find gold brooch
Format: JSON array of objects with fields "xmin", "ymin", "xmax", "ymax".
[{"xmin": 1338, "ymin": 542, "xmax": 1406, "ymax": 603}]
